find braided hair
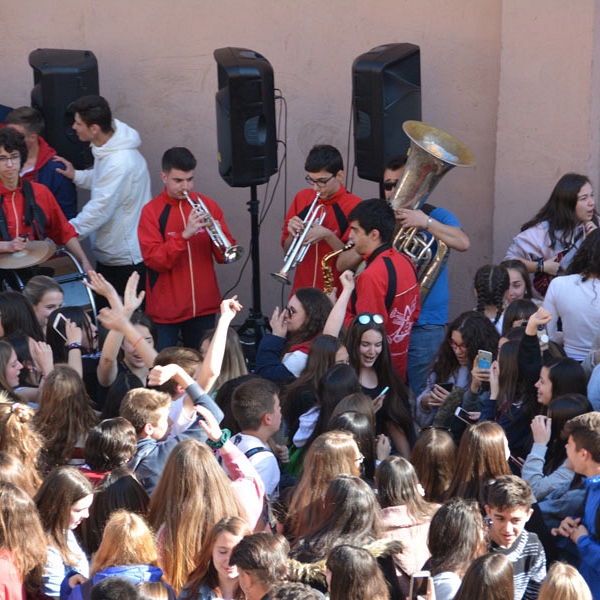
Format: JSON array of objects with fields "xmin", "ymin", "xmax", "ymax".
[{"xmin": 474, "ymin": 265, "xmax": 509, "ymax": 324}]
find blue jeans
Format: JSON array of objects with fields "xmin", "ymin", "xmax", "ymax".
[
  {"xmin": 407, "ymin": 324, "xmax": 446, "ymax": 396},
  {"xmin": 156, "ymin": 314, "xmax": 216, "ymax": 351}
]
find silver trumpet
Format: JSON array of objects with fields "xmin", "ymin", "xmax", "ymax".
[
  {"xmin": 271, "ymin": 192, "xmax": 326, "ymax": 284},
  {"xmin": 183, "ymin": 191, "xmax": 243, "ymax": 263}
]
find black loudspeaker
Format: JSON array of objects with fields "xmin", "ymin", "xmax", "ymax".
[
  {"xmin": 29, "ymin": 48, "xmax": 99, "ymax": 170},
  {"xmin": 352, "ymin": 43, "xmax": 421, "ymax": 183},
  {"xmin": 214, "ymin": 47, "xmax": 277, "ymax": 188}
]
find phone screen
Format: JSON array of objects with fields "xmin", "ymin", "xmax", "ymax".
[
  {"xmin": 478, "ymin": 350, "xmax": 492, "ymax": 370},
  {"xmin": 52, "ymin": 313, "xmax": 68, "ymax": 342},
  {"xmin": 409, "ymin": 573, "xmax": 430, "ymax": 600},
  {"xmin": 454, "ymin": 406, "xmax": 474, "ymax": 425}
]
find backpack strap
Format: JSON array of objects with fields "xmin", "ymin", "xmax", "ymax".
[
  {"xmin": 22, "ymin": 179, "xmax": 46, "ymax": 240},
  {"xmin": 245, "ymin": 446, "xmax": 273, "ymax": 459},
  {"xmin": 147, "ymin": 203, "xmax": 172, "ymax": 291}
]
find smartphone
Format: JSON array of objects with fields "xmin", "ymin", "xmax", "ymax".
[
  {"xmin": 409, "ymin": 570, "xmax": 431, "ymax": 600},
  {"xmin": 478, "ymin": 349, "xmax": 493, "ymax": 369},
  {"xmin": 52, "ymin": 313, "xmax": 68, "ymax": 342},
  {"xmin": 375, "ymin": 386, "xmax": 389, "ymax": 400},
  {"xmin": 454, "ymin": 406, "xmax": 475, "ymax": 425},
  {"xmin": 439, "ymin": 382, "xmax": 454, "ymax": 393},
  {"xmin": 509, "ymin": 454, "xmax": 523, "ymax": 471}
]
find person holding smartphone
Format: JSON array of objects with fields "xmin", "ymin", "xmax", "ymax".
[
  {"xmin": 345, "ymin": 313, "xmax": 415, "ymax": 458},
  {"xmin": 415, "ymin": 312, "xmax": 499, "ymax": 428}
]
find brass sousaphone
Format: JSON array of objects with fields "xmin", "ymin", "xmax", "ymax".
[{"xmin": 390, "ymin": 121, "xmax": 475, "ymax": 302}]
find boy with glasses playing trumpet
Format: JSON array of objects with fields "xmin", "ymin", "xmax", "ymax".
[{"xmin": 280, "ymin": 144, "xmax": 361, "ymax": 295}]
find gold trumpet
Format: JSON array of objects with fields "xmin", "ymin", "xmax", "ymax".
[
  {"xmin": 183, "ymin": 191, "xmax": 243, "ymax": 263},
  {"xmin": 321, "ymin": 241, "xmax": 355, "ymax": 294},
  {"xmin": 271, "ymin": 193, "xmax": 326, "ymax": 284}
]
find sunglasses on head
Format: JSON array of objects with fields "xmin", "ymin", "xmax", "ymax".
[{"xmin": 357, "ymin": 313, "xmax": 384, "ymax": 325}]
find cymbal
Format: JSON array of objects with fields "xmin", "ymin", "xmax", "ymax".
[{"xmin": 0, "ymin": 240, "xmax": 57, "ymax": 270}]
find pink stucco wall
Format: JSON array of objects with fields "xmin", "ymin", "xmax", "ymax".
[{"xmin": 1, "ymin": 1, "xmax": 598, "ymax": 322}]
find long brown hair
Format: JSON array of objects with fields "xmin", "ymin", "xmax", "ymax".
[
  {"xmin": 184, "ymin": 516, "xmax": 252, "ymax": 598},
  {"xmin": 427, "ymin": 498, "xmax": 487, "ymax": 578},
  {"xmin": 0, "ymin": 401, "xmax": 44, "ymax": 491},
  {"xmin": 286, "ymin": 430, "xmax": 360, "ymax": 541},
  {"xmin": 34, "ymin": 466, "xmax": 93, "ymax": 565},
  {"xmin": 0, "ymin": 341, "xmax": 23, "ymax": 402},
  {"xmin": 444, "ymin": 422, "xmax": 511, "ymax": 509},
  {"xmin": 410, "ymin": 428, "xmax": 456, "ymax": 502},
  {"xmin": 0, "ymin": 481, "xmax": 48, "ymax": 595},
  {"xmin": 376, "ymin": 456, "xmax": 438, "ymax": 521},
  {"xmin": 293, "ymin": 475, "xmax": 380, "ymax": 561},
  {"xmin": 453, "ymin": 553, "xmax": 513, "ymax": 600},
  {"xmin": 327, "ymin": 544, "xmax": 390, "ymax": 600},
  {"xmin": 147, "ymin": 440, "xmax": 246, "ymax": 594},
  {"xmin": 91, "ymin": 510, "xmax": 159, "ymax": 576},
  {"xmin": 284, "ymin": 287, "xmax": 332, "ymax": 352},
  {"xmin": 34, "ymin": 365, "xmax": 99, "ymax": 469}
]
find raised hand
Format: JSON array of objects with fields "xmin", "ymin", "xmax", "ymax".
[{"xmin": 123, "ymin": 271, "xmax": 145, "ymax": 314}]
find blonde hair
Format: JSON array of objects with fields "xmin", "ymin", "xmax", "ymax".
[
  {"xmin": 91, "ymin": 511, "xmax": 159, "ymax": 576},
  {"xmin": 538, "ymin": 562, "xmax": 592, "ymax": 600}
]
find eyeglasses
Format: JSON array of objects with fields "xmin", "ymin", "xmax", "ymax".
[
  {"xmin": 305, "ymin": 174, "xmax": 335, "ymax": 188},
  {"xmin": 0, "ymin": 153, "xmax": 21, "ymax": 165},
  {"xmin": 357, "ymin": 313, "xmax": 384, "ymax": 325},
  {"xmin": 449, "ymin": 339, "xmax": 467, "ymax": 351},
  {"xmin": 355, "ymin": 453, "xmax": 365, "ymax": 464},
  {"xmin": 382, "ymin": 180, "xmax": 399, "ymax": 191},
  {"xmin": 284, "ymin": 305, "xmax": 297, "ymax": 316}
]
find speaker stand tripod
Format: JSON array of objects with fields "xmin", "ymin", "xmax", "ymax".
[{"xmin": 236, "ymin": 185, "xmax": 270, "ymax": 368}]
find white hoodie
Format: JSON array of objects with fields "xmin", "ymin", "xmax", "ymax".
[{"xmin": 70, "ymin": 118, "xmax": 151, "ymax": 265}]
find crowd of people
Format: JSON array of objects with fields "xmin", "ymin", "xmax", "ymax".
[{"xmin": 0, "ymin": 94, "xmax": 599, "ymax": 600}]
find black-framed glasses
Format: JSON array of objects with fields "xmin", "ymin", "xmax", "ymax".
[
  {"xmin": 305, "ymin": 174, "xmax": 335, "ymax": 187},
  {"xmin": 382, "ymin": 180, "xmax": 399, "ymax": 191},
  {"xmin": 0, "ymin": 153, "xmax": 21, "ymax": 165},
  {"xmin": 284, "ymin": 305, "xmax": 297, "ymax": 316},
  {"xmin": 357, "ymin": 313, "xmax": 384, "ymax": 325}
]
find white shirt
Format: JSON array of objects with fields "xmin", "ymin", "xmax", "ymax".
[{"xmin": 544, "ymin": 274, "xmax": 600, "ymax": 360}]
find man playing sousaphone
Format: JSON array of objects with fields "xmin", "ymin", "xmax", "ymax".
[
  {"xmin": 337, "ymin": 153, "xmax": 471, "ymax": 396},
  {"xmin": 0, "ymin": 127, "xmax": 92, "ymax": 280}
]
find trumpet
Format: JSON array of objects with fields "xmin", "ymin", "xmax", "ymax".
[
  {"xmin": 271, "ymin": 193, "xmax": 326, "ymax": 285},
  {"xmin": 183, "ymin": 191, "xmax": 243, "ymax": 263}
]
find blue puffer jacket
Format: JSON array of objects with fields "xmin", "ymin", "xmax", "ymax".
[{"xmin": 67, "ymin": 564, "xmax": 163, "ymax": 600}]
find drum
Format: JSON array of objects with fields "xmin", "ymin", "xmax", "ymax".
[{"xmin": 6, "ymin": 248, "xmax": 97, "ymax": 323}]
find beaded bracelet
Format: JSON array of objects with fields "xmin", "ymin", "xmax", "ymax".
[
  {"xmin": 67, "ymin": 342, "xmax": 83, "ymax": 351},
  {"xmin": 206, "ymin": 428, "xmax": 232, "ymax": 449}
]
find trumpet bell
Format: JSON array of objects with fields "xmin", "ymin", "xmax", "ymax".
[
  {"xmin": 271, "ymin": 270, "xmax": 291, "ymax": 285},
  {"xmin": 224, "ymin": 245, "xmax": 244, "ymax": 263}
]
